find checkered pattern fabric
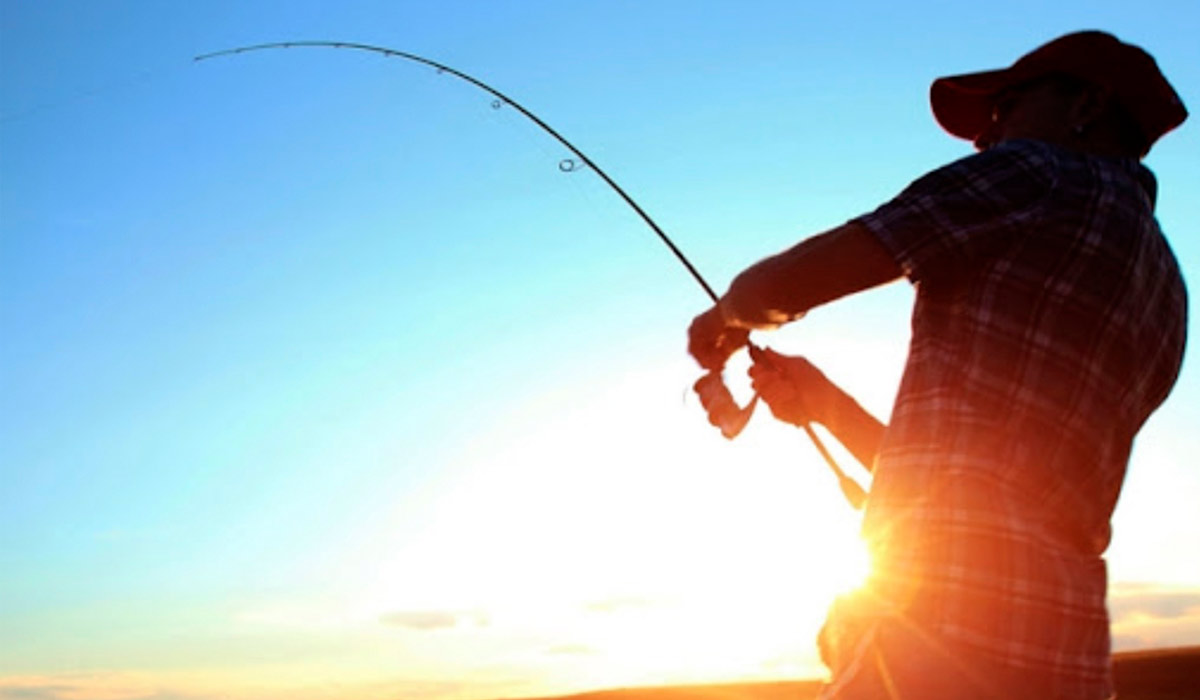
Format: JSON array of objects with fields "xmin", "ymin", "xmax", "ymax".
[{"xmin": 850, "ymin": 139, "xmax": 1187, "ymax": 697}]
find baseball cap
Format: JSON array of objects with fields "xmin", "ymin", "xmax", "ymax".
[{"xmin": 930, "ymin": 31, "xmax": 1187, "ymax": 150}]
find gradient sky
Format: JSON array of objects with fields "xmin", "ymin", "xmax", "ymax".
[{"xmin": 2, "ymin": 2, "xmax": 1198, "ymax": 699}]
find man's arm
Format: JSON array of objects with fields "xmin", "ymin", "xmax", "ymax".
[
  {"xmin": 823, "ymin": 383, "xmax": 886, "ymax": 473},
  {"xmin": 689, "ymin": 221, "xmax": 902, "ymax": 370},
  {"xmin": 721, "ymin": 221, "xmax": 902, "ymax": 326}
]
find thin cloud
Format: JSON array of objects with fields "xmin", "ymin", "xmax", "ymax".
[
  {"xmin": 378, "ymin": 609, "xmax": 489, "ymax": 631},
  {"xmin": 582, "ymin": 595, "xmax": 659, "ymax": 614},
  {"xmin": 1110, "ymin": 584, "xmax": 1200, "ymax": 651},
  {"xmin": 1110, "ymin": 585, "xmax": 1200, "ymax": 623},
  {"xmin": 545, "ymin": 643, "xmax": 596, "ymax": 656},
  {"xmin": 1112, "ymin": 618, "xmax": 1200, "ymax": 652},
  {"xmin": 0, "ymin": 673, "xmax": 208, "ymax": 700}
]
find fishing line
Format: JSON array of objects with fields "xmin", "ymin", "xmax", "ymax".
[{"xmin": 195, "ymin": 40, "xmax": 866, "ymax": 508}]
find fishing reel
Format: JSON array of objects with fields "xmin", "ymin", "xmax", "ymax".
[
  {"xmin": 691, "ymin": 344, "xmax": 767, "ymax": 440},
  {"xmin": 693, "ymin": 370, "xmax": 759, "ymax": 439}
]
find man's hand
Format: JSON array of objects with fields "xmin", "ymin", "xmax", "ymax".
[
  {"xmin": 747, "ymin": 347, "xmax": 835, "ymax": 427},
  {"xmin": 751, "ymin": 347, "xmax": 885, "ymax": 471},
  {"xmin": 687, "ymin": 305, "xmax": 750, "ymax": 371}
]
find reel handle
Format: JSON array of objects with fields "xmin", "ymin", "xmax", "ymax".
[{"xmin": 693, "ymin": 370, "xmax": 759, "ymax": 439}]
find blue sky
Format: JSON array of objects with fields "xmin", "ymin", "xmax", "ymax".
[{"xmin": 2, "ymin": 2, "xmax": 1199, "ymax": 699}]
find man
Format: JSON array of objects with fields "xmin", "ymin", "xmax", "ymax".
[{"xmin": 688, "ymin": 31, "xmax": 1187, "ymax": 698}]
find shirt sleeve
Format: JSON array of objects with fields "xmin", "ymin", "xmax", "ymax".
[{"xmin": 855, "ymin": 140, "xmax": 1057, "ymax": 283}]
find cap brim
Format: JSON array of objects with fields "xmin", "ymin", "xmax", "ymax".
[{"xmin": 930, "ymin": 68, "xmax": 1019, "ymax": 141}]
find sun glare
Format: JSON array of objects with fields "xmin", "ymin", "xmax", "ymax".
[{"xmin": 355, "ymin": 360, "xmax": 876, "ymax": 689}]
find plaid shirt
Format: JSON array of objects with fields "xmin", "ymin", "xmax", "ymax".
[{"xmin": 848, "ymin": 139, "xmax": 1187, "ymax": 697}]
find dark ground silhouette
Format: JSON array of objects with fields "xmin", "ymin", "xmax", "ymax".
[{"xmin": 499, "ymin": 646, "xmax": 1200, "ymax": 700}]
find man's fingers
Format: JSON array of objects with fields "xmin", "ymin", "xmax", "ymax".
[
  {"xmin": 687, "ymin": 307, "xmax": 723, "ymax": 369},
  {"xmin": 716, "ymin": 326, "xmax": 751, "ymax": 361},
  {"xmin": 688, "ymin": 306, "xmax": 749, "ymax": 371}
]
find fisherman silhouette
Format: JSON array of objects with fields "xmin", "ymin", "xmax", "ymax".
[{"xmin": 690, "ymin": 31, "xmax": 1187, "ymax": 698}]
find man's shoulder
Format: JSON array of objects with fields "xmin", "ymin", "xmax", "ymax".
[{"xmin": 896, "ymin": 139, "xmax": 1058, "ymax": 203}]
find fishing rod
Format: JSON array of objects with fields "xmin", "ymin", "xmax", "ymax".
[{"xmin": 194, "ymin": 41, "xmax": 866, "ymax": 509}]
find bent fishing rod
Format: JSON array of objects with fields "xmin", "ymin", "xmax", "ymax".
[{"xmin": 194, "ymin": 41, "xmax": 866, "ymax": 509}]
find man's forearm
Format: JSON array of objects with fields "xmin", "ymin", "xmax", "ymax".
[
  {"xmin": 823, "ymin": 388, "xmax": 885, "ymax": 473},
  {"xmin": 719, "ymin": 222, "xmax": 902, "ymax": 328}
]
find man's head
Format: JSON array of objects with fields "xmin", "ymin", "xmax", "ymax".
[{"xmin": 930, "ymin": 31, "xmax": 1186, "ymax": 158}]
